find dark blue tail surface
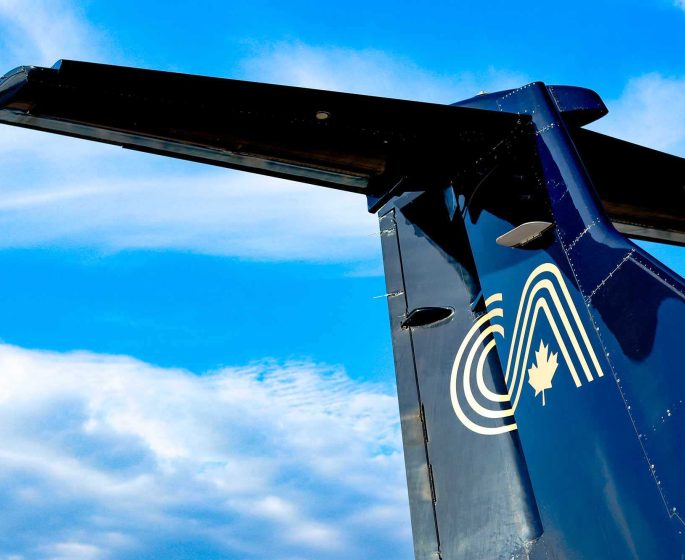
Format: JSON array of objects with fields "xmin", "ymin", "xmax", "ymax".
[{"xmin": 381, "ymin": 83, "xmax": 685, "ymax": 559}]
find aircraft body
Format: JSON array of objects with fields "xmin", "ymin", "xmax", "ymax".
[{"xmin": 1, "ymin": 60, "xmax": 685, "ymax": 559}]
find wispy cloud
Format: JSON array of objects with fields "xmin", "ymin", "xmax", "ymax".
[
  {"xmin": 0, "ymin": 344, "xmax": 411, "ymax": 559},
  {"xmin": 592, "ymin": 73, "xmax": 685, "ymax": 156},
  {"xmin": 0, "ymin": 169, "xmax": 379, "ymax": 262},
  {"xmin": 241, "ymin": 42, "xmax": 528, "ymax": 103},
  {"xmin": 0, "ymin": 0, "xmax": 102, "ymax": 68},
  {"xmin": 676, "ymin": 0, "xmax": 685, "ymax": 12}
]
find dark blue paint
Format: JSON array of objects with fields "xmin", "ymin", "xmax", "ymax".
[{"xmin": 384, "ymin": 82, "xmax": 685, "ymax": 558}]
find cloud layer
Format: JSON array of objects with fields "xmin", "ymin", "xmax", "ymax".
[
  {"xmin": 0, "ymin": 344, "xmax": 411, "ymax": 559},
  {"xmin": 0, "ymin": 168, "xmax": 379, "ymax": 262}
]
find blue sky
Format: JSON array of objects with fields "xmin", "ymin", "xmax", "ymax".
[{"xmin": 0, "ymin": 1, "xmax": 684, "ymax": 559}]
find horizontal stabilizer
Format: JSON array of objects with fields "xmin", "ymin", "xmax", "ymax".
[
  {"xmin": 0, "ymin": 60, "xmax": 526, "ymax": 210},
  {"xmin": 571, "ymin": 128, "xmax": 685, "ymax": 246}
]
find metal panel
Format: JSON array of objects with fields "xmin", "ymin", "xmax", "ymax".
[
  {"xmin": 381, "ymin": 190, "xmax": 542, "ymax": 559},
  {"xmin": 379, "ymin": 207, "xmax": 440, "ymax": 560}
]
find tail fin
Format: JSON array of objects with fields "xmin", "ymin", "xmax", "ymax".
[{"xmin": 381, "ymin": 83, "xmax": 685, "ymax": 558}]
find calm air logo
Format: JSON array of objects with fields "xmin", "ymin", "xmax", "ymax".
[{"xmin": 449, "ymin": 263, "xmax": 605, "ymax": 436}]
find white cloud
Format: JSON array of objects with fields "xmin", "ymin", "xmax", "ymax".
[
  {"xmin": 241, "ymin": 42, "xmax": 528, "ymax": 103},
  {"xmin": 0, "ymin": 168, "xmax": 379, "ymax": 262},
  {"xmin": 592, "ymin": 73, "xmax": 685, "ymax": 156},
  {"xmin": 676, "ymin": 0, "xmax": 685, "ymax": 11},
  {"xmin": 41, "ymin": 542, "xmax": 104, "ymax": 560},
  {"xmin": 0, "ymin": 343, "xmax": 411, "ymax": 559},
  {"xmin": 0, "ymin": 0, "xmax": 102, "ymax": 69}
]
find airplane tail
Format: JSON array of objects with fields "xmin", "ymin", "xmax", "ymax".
[
  {"xmin": 380, "ymin": 83, "xmax": 685, "ymax": 559},
  {"xmin": 2, "ymin": 62, "xmax": 685, "ymax": 559}
]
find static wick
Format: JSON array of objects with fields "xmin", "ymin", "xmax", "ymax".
[{"xmin": 373, "ymin": 291, "xmax": 404, "ymax": 299}]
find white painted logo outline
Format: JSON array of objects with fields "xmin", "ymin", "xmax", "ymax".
[{"xmin": 450, "ymin": 262, "xmax": 604, "ymax": 435}]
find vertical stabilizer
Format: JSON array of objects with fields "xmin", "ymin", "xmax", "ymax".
[{"xmin": 381, "ymin": 83, "xmax": 685, "ymax": 559}]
